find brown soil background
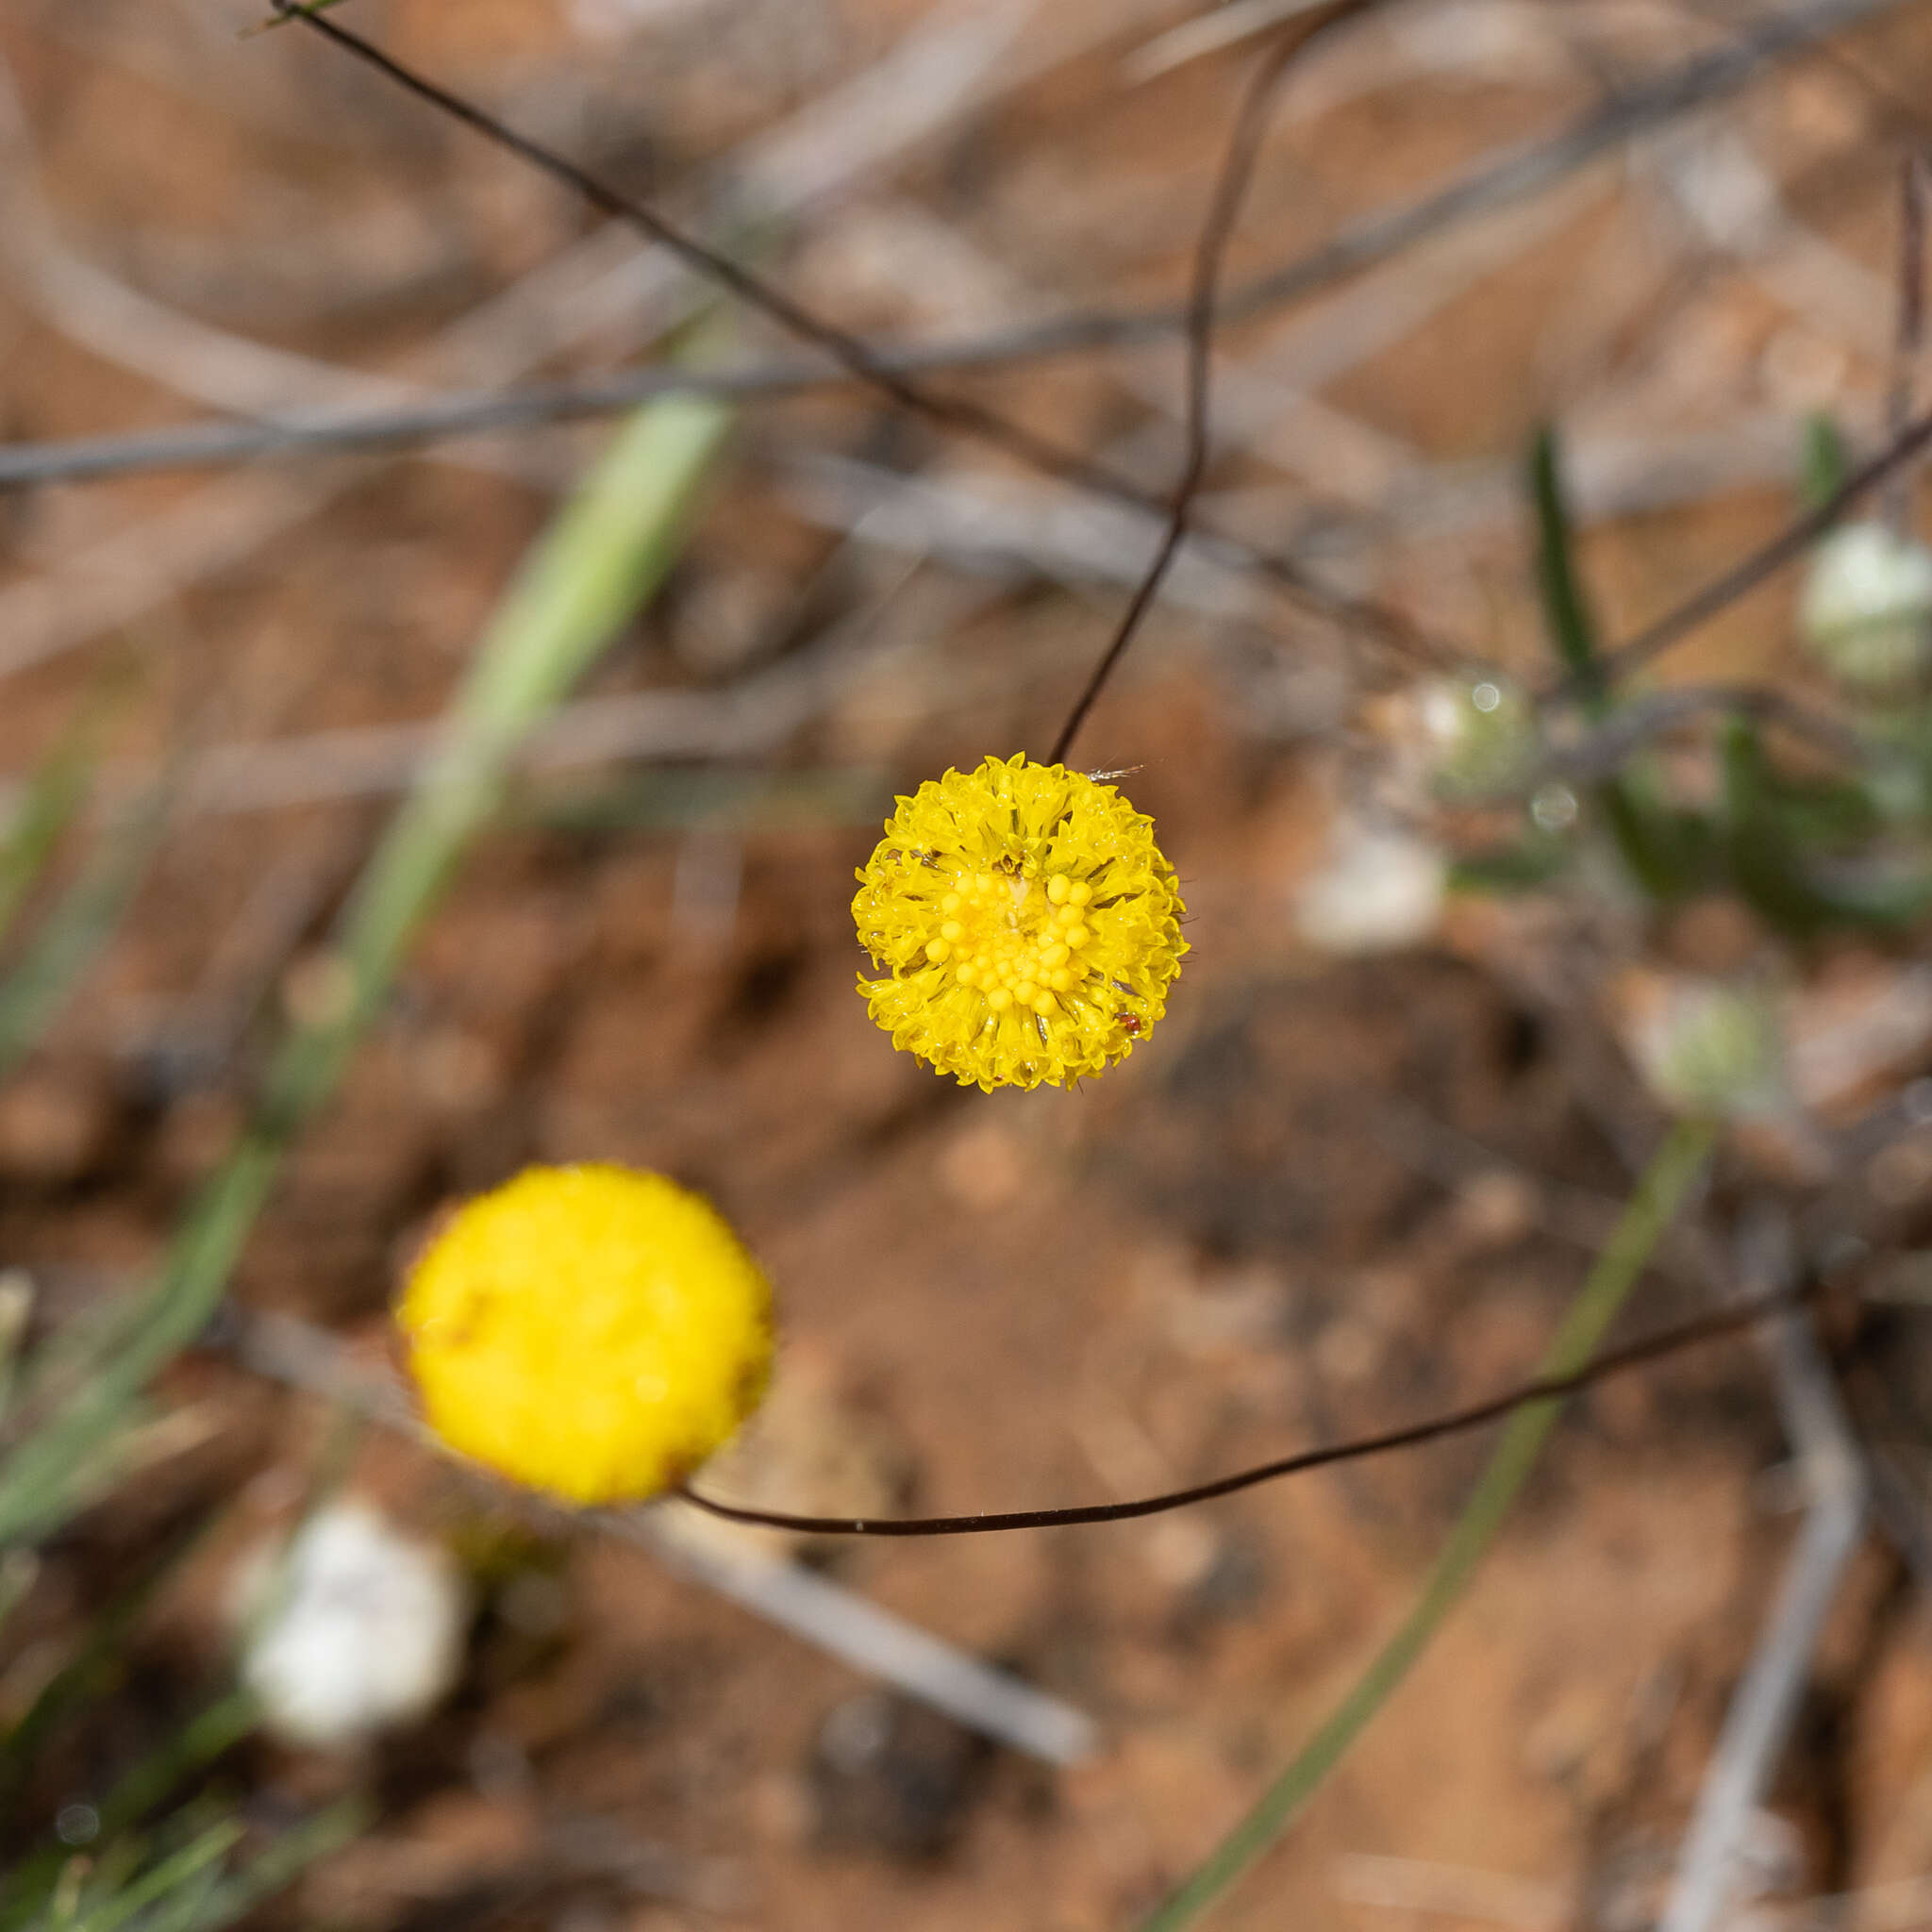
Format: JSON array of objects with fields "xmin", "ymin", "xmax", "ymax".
[{"xmin": 6, "ymin": 2, "xmax": 1932, "ymax": 1928}]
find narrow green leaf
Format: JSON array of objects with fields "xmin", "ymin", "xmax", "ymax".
[
  {"xmin": 1800, "ymin": 411, "xmax": 1849, "ymax": 513},
  {"xmin": 0, "ymin": 729, "xmax": 95, "ymax": 949},
  {"xmin": 0, "ymin": 385, "xmax": 734, "ymax": 1547},
  {"xmin": 184, "ymin": 1796, "xmax": 369, "ymax": 1932},
  {"xmin": 1530, "ymin": 425, "xmax": 1605, "ymax": 710},
  {"xmin": 0, "ymin": 1514, "xmax": 217, "ymax": 1810},
  {"xmin": 63, "ymin": 1822, "xmax": 242, "ymax": 1932},
  {"xmin": 1722, "ymin": 716, "xmax": 1932, "ymax": 935},
  {"xmin": 0, "ymin": 791, "xmax": 166, "ymax": 1084},
  {"xmin": 1530, "ymin": 426, "xmax": 1711, "ymax": 901},
  {"xmin": 1139, "ymin": 1121, "xmax": 1715, "ymax": 1932}
]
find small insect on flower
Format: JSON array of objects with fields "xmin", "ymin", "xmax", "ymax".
[
  {"xmin": 397, "ymin": 1164, "xmax": 773, "ymax": 1507},
  {"xmin": 853, "ymin": 753, "xmax": 1188, "ymax": 1091}
]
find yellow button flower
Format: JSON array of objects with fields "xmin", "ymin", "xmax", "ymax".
[
  {"xmin": 397, "ymin": 1165, "xmax": 772, "ymax": 1507},
  {"xmin": 853, "ymin": 754, "xmax": 1188, "ymax": 1091}
]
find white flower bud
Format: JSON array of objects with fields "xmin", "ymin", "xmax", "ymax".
[
  {"xmin": 1622, "ymin": 974, "xmax": 1786, "ymax": 1121},
  {"xmin": 1417, "ymin": 672, "xmax": 1539, "ymax": 797},
  {"xmin": 1294, "ymin": 822, "xmax": 1446, "ymax": 956},
  {"xmin": 1798, "ymin": 522, "xmax": 1932, "ymax": 691},
  {"xmin": 232, "ymin": 1500, "xmax": 466, "ymax": 1749}
]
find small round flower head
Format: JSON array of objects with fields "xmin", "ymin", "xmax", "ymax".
[
  {"xmin": 853, "ymin": 754, "xmax": 1187, "ymax": 1091},
  {"xmin": 1798, "ymin": 522, "xmax": 1932, "ymax": 691},
  {"xmin": 1417, "ymin": 670, "xmax": 1539, "ymax": 798},
  {"xmin": 231, "ymin": 1500, "xmax": 465, "ymax": 1750},
  {"xmin": 397, "ymin": 1165, "xmax": 773, "ymax": 1506},
  {"xmin": 1621, "ymin": 974, "xmax": 1786, "ymax": 1122},
  {"xmin": 1294, "ymin": 819, "xmax": 1446, "ymax": 956}
]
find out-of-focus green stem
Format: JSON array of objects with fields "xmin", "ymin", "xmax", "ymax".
[
  {"xmin": 1140, "ymin": 1118, "xmax": 1716, "ymax": 1932},
  {"xmin": 0, "ymin": 391, "xmax": 732, "ymax": 1546}
]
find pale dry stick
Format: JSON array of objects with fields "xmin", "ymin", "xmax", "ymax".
[
  {"xmin": 1210, "ymin": 416, "xmax": 1813, "ymax": 562},
  {"xmin": 819, "ymin": 171, "xmax": 1613, "ymax": 639},
  {"xmin": 0, "ymin": 0, "xmax": 1896, "ymax": 500},
  {"xmin": 1330, "ymin": 1852, "xmax": 1564, "ymax": 1932},
  {"xmin": 783, "ymin": 454, "xmax": 1273, "ymax": 620},
  {"xmin": 1128, "ymin": 0, "xmax": 1345, "ymax": 82},
  {"xmin": 86, "ymin": 568, "xmax": 991, "ymax": 821},
  {"xmin": 0, "ymin": 0, "xmax": 1047, "ymax": 679},
  {"xmin": 1594, "ymin": 397, "xmax": 1932, "ymax": 690},
  {"xmin": 1659, "ymin": 1210, "xmax": 1870, "ymax": 1932},
  {"xmin": 1642, "ymin": 117, "xmax": 1895, "ymax": 359},
  {"xmin": 0, "ymin": 46, "xmax": 579, "ymax": 507},
  {"xmin": 224, "ymin": 1306, "xmax": 1100, "ymax": 1766},
  {"xmin": 0, "ymin": 53, "xmax": 415, "ymax": 423},
  {"xmin": 1129, "ymin": 0, "xmax": 1708, "ymax": 85},
  {"xmin": 273, "ymin": 0, "xmax": 1404, "ymax": 675},
  {"xmin": 852, "ymin": 160, "xmax": 1606, "ymax": 536}
]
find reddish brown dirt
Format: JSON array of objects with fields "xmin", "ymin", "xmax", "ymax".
[{"xmin": 6, "ymin": 4, "xmax": 1932, "ymax": 1930}]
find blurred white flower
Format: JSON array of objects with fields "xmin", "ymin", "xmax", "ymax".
[
  {"xmin": 1417, "ymin": 671, "xmax": 1539, "ymax": 798},
  {"xmin": 232, "ymin": 1499, "xmax": 465, "ymax": 1749},
  {"xmin": 1620, "ymin": 973, "xmax": 1786, "ymax": 1122},
  {"xmin": 1294, "ymin": 822, "xmax": 1446, "ymax": 955},
  {"xmin": 1798, "ymin": 522, "xmax": 1932, "ymax": 692}
]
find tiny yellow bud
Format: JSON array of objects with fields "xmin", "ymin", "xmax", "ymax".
[
  {"xmin": 988, "ymin": 987, "xmax": 1013, "ymax": 1012},
  {"xmin": 925, "ymin": 938, "xmax": 950, "ymax": 962},
  {"xmin": 1047, "ymin": 874, "xmax": 1071, "ymax": 905}
]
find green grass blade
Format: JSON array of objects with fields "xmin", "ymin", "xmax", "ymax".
[
  {"xmin": 1800, "ymin": 411, "xmax": 1849, "ymax": 513},
  {"xmin": 61, "ymin": 1821, "xmax": 242, "ymax": 1932},
  {"xmin": 1530, "ymin": 425, "xmax": 1607, "ymax": 711},
  {"xmin": 1, "ymin": 1690, "xmax": 258, "ymax": 1931},
  {"xmin": 0, "ymin": 793, "xmax": 166, "ymax": 1084},
  {"xmin": 180, "ymin": 1796, "xmax": 369, "ymax": 1932},
  {"xmin": 0, "ymin": 1513, "xmax": 217, "ymax": 1809},
  {"xmin": 514, "ymin": 764, "xmax": 885, "ymax": 833},
  {"xmin": 0, "ymin": 717, "xmax": 101, "ymax": 950},
  {"xmin": 0, "ymin": 387, "xmax": 732, "ymax": 1546},
  {"xmin": 1722, "ymin": 716, "xmax": 1932, "ymax": 935},
  {"xmin": 1139, "ymin": 1118, "xmax": 1715, "ymax": 1932},
  {"xmin": 1531, "ymin": 425, "xmax": 1709, "ymax": 899}
]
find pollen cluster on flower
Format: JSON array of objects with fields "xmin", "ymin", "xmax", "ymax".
[
  {"xmin": 396, "ymin": 1164, "xmax": 773, "ymax": 1507},
  {"xmin": 853, "ymin": 754, "xmax": 1187, "ymax": 1091}
]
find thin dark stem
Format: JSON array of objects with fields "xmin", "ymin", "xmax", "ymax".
[
  {"xmin": 1886, "ymin": 153, "xmax": 1927, "ymax": 536},
  {"xmin": 271, "ymin": 4, "xmax": 1242, "ymax": 556},
  {"xmin": 268, "ymin": 1, "xmax": 1421, "ymax": 652},
  {"xmin": 1590, "ymin": 401, "xmax": 1932, "ymax": 691},
  {"xmin": 2, "ymin": 0, "xmax": 1893, "ymax": 504},
  {"xmin": 1049, "ymin": 8, "xmax": 1365, "ymax": 766},
  {"xmin": 1530, "ymin": 681, "xmax": 1869, "ymax": 787},
  {"xmin": 678, "ymin": 1274, "xmax": 1815, "ymax": 1538}
]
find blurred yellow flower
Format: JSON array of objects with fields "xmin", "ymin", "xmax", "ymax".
[
  {"xmin": 853, "ymin": 754, "xmax": 1187, "ymax": 1091},
  {"xmin": 397, "ymin": 1165, "xmax": 772, "ymax": 1506}
]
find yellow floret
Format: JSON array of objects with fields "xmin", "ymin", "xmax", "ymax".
[
  {"xmin": 852, "ymin": 753, "xmax": 1188, "ymax": 1091},
  {"xmin": 396, "ymin": 1165, "xmax": 773, "ymax": 1506}
]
